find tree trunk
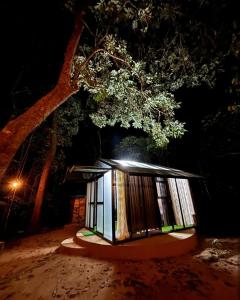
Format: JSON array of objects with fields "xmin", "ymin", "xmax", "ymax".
[
  {"xmin": 0, "ymin": 11, "xmax": 84, "ymax": 181},
  {"xmin": 30, "ymin": 114, "xmax": 57, "ymax": 230}
]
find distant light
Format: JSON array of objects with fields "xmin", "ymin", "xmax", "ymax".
[
  {"xmin": 113, "ymin": 159, "xmax": 170, "ymax": 170},
  {"xmin": 113, "ymin": 160, "xmax": 138, "ymax": 167},
  {"xmin": 117, "ymin": 160, "xmax": 131, "ymax": 166},
  {"xmin": 9, "ymin": 179, "xmax": 23, "ymax": 191}
]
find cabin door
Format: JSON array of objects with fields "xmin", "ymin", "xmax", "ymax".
[
  {"xmin": 155, "ymin": 177, "xmax": 175, "ymax": 232},
  {"xmin": 88, "ymin": 179, "xmax": 104, "ymax": 235}
]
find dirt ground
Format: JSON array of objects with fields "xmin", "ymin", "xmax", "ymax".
[{"xmin": 0, "ymin": 224, "xmax": 239, "ymax": 300}]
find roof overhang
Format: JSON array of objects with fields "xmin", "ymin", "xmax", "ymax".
[{"xmin": 66, "ymin": 166, "xmax": 110, "ymax": 182}]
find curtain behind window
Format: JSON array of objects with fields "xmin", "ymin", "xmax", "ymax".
[
  {"xmin": 128, "ymin": 176, "xmax": 146, "ymax": 233},
  {"xmin": 168, "ymin": 178, "xmax": 195, "ymax": 226},
  {"xmin": 175, "ymin": 179, "xmax": 195, "ymax": 225},
  {"xmin": 115, "ymin": 170, "xmax": 130, "ymax": 240},
  {"xmin": 128, "ymin": 176, "xmax": 161, "ymax": 233},
  {"xmin": 142, "ymin": 177, "xmax": 161, "ymax": 229},
  {"xmin": 168, "ymin": 179, "xmax": 184, "ymax": 225}
]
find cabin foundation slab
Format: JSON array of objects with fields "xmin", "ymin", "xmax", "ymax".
[{"xmin": 59, "ymin": 228, "xmax": 197, "ymax": 260}]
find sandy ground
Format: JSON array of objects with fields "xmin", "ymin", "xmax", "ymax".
[{"xmin": 0, "ymin": 224, "xmax": 239, "ymax": 300}]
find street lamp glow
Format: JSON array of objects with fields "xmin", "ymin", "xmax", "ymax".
[{"xmin": 9, "ymin": 179, "xmax": 23, "ymax": 191}]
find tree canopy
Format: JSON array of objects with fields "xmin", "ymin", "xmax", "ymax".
[
  {"xmin": 69, "ymin": 0, "xmax": 238, "ymax": 147},
  {"xmin": 0, "ymin": 0, "xmax": 238, "ymax": 179},
  {"xmin": 0, "ymin": 0, "xmax": 239, "ymax": 235}
]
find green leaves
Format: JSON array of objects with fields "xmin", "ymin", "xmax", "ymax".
[
  {"xmin": 55, "ymin": 96, "xmax": 83, "ymax": 147},
  {"xmin": 72, "ymin": 33, "xmax": 187, "ymax": 147},
  {"xmin": 69, "ymin": 0, "xmax": 235, "ymax": 147}
]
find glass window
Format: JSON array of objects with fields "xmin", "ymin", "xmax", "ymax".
[
  {"xmin": 175, "ymin": 179, "xmax": 195, "ymax": 227},
  {"xmin": 156, "ymin": 177, "xmax": 173, "ymax": 232},
  {"xmin": 103, "ymin": 171, "xmax": 112, "ymax": 241},
  {"xmin": 168, "ymin": 178, "xmax": 184, "ymax": 229},
  {"xmin": 90, "ymin": 203, "xmax": 94, "ymax": 228},
  {"xmin": 97, "ymin": 176, "xmax": 103, "ymax": 202},
  {"xmin": 115, "ymin": 170, "xmax": 130, "ymax": 241},
  {"xmin": 85, "ymin": 183, "xmax": 91, "ymax": 228},
  {"xmin": 96, "ymin": 204, "xmax": 103, "ymax": 233}
]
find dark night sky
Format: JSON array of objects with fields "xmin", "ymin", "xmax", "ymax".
[
  {"xmin": 0, "ymin": 1, "xmax": 239, "ymax": 234},
  {"xmin": 0, "ymin": 1, "xmax": 232, "ymax": 137},
  {"xmin": 0, "ymin": 0, "xmax": 237, "ymax": 172},
  {"xmin": 1, "ymin": 1, "xmax": 72, "ymax": 126},
  {"xmin": 0, "ymin": 0, "xmax": 238, "ymax": 169}
]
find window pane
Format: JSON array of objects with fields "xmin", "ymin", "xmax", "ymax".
[
  {"xmin": 115, "ymin": 171, "xmax": 130, "ymax": 241},
  {"xmin": 90, "ymin": 204, "xmax": 94, "ymax": 228},
  {"xmin": 158, "ymin": 198, "xmax": 170, "ymax": 226},
  {"xmin": 103, "ymin": 171, "xmax": 112, "ymax": 241},
  {"xmin": 97, "ymin": 177, "xmax": 103, "ymax": 202},
  {"xmin": 128, "ymin": 176, "xmax": 146, "ymax": 236},
  {"xmin": 168, "ymin": 178, "xmax": 184, "ymax": 226},
  {"xmin": 176, "ymin": 179, "xmax": 195, "ymax": 226},
  {"xmin": 156, "ymin": 179, "xmax": 174, "ymax": 232},
  {"xmin": 90, "ymin": 182, "xmax": 95, "ymax": 203},
  {"xmin": 85, "ymin": 183, "xmax": 91, "ymax": 228},
  {"xmin": 97, "ymin": 204, "xmax": 103, "ymax": 233},
  {"xmin": 160, "ymin": 182, "xmax": 167, "ymax": 197}
]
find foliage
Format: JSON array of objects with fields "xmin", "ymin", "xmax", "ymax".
[
  {"xmin": 73, "ymin": 36, "xmax": 185, "ymax": 147},
  {"xmin": 69, "ymin": 0, "xmax": 237, "ymax": 147},
  {"xmin": 55, "ymin": 96, "xmax": 82, "ymax": 147},
  {"xmin": 52, "ymin": 96, "xmax": 84, "ymax": 171}
]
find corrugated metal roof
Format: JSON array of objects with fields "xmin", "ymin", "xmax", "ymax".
[
  {"xmin": 66, "ymin": 160, "xmax": 202, "ymax": 182},
  {"xmin": 99, "ymin": 159, "xmax": 201, "ymax": 178}
]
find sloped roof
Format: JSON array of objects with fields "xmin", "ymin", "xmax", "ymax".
[
  {"xmin": 66, "ymin": 159, "xmax": 202, "ymax": 182},
  {"xmin": 99, "ymin": 159, "xmax": 201, "ymax": 178},
  {"xmin": 66, "ymin": 166, "xmax": 110, "ymax": 182}
]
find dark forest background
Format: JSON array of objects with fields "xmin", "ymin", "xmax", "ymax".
[{"xmin": 0, "ymin": 0, "xmax": 239, "ymax": 236}]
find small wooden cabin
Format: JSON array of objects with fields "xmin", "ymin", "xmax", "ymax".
[{"xmin": 67, "ymin": 159, "xmax": 201, "ymax": 244}]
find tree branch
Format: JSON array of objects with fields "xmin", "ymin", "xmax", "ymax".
[
  {"xmin": 73, "ymin": 48, "xmax": 131, "ymax": 84},
  {"xmin": 0, "ymin": 10, "xmax": 84, "ymax": 181}
]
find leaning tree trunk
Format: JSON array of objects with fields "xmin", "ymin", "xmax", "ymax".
[
  {"xmin": 30, "ymin": 114, "xmax": 57, "ymax": 230},
  {"xmin": 0, "ymin": 11, "xmax": 84, "ymax": 181}
]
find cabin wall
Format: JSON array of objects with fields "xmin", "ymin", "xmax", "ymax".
[
  {"xmin": 71, "ymin": 197, "xmax": 85, "ymax": 226},
  {"xmin": 114, "ymin": 175, "xmax": 197, "ymax": 242},
  {"xmin": 86, "ymin": 170, "xmax": 197, "ymax": 243}
]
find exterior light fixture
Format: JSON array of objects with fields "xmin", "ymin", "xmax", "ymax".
[{"xmin": 8, "ymin": 179, "xmax": 23, "ymax": 191}]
